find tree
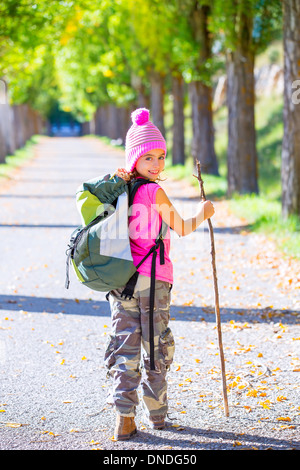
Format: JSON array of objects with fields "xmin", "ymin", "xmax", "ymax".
[
  {"xmin": 281, "ymin": 0, "xmax": 300, "ymax": 218},
  {"xmin": 0, "ymin": 0, "xmax": 79, "ymax": 117},
  {"xmin": 129, "ymin": 0, "xmax": 220, "ymax": 169},
  {"xmin": 184, "ymin": 0, "xmax": 219, "ymax": 175},
  {"xmin": 225, "ymin": 1, "xmax": 258, "ymax": 195},
  {"xmin": 213, "ymin": 0, "xmax": 282, "ymax": 195}
]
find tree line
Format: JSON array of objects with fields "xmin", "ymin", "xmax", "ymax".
[{"xmin": 0, "ymin": 0, "xmax": 299, "ymax": 218}]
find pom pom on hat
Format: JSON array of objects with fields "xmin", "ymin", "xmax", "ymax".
[
  {"xmin": 125, "ymin": 108, "xmax": 167, "ymax": 172},
  {"xmin": 131, "ymin": 108, "xmax": 150, "ymax": 125}
]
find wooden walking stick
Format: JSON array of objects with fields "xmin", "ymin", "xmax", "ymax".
[{"xmin": 194, "ymin": 160, "xmax": 229, "ymax": 417}]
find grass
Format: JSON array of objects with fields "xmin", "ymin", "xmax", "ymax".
[
  {"xmin": 0, "ymin": 135, "xmax": 41, "ymax": 179},
  {"xmin": 91, "ymin": 87, "xmax": 299, "ymax": 261},
  {"xmin": 229, "ymin": 194, "xmax": 300, "ymax": 259},
  {"xmin": 165, "ymin": 90, "xmax": 300, "ymax": 261},
  {"xmin": 225, "ymin": 94, "xmax": 299, "ymax": 260},
  {"xmin": 2, "ymin": 57, "xmax": 298, "ymax": 260}
]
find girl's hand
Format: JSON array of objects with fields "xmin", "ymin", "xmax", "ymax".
[
  {"xmin": 202, "ymin": 200, "xmax": 215, "ymax": 220},
  {"xmin": 115, "ymin": 168, "xmax": 131, "ymax": 181}
]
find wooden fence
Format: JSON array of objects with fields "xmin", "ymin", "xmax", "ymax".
[{"xmin": 0, "ymin": 80, "xmax": 46, "ymax": 163}]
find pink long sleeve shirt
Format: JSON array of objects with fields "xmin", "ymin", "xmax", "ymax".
[{"xmin": 128, "ymin": 182, "xmax": 173, "ymax": 284}]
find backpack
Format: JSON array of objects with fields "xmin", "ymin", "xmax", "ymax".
[
  {"xmin": 65, "ymin": 174, "xmax": 167, "ymax": 298},
  {"xmin": 65, "ymin": 174, "xmax": 167, "ymax": 371}
]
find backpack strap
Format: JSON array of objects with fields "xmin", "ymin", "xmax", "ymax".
[
  {"xmin": 120, "ymin": 178, "xmax": 167, "ymax": 371},
  {"xmin": 120, "ymin": 177, "xmax": 163, "ymax": 300},
  {"xmin": 128, "ymin": 177, "xmax": 153, "ymax": 208}
]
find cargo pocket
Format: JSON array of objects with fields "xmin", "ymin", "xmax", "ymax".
[
  {"xmin": 159, "ymin": 327, "xmax": 175, "ymax": 370},
  {"xmin": 104, "ymin": 334, "xmax": 117, "ymax": 376}
]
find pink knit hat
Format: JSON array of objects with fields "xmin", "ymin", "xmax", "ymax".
[{"xmin": 125, "ymin": 108, "xmax": 167, "ymax": 172}]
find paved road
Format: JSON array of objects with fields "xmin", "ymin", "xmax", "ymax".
[{"xmin": 0, "ymin": 137, "xmax": 299, "ymax": 451}]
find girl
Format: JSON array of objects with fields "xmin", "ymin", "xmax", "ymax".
[{"xmin": 105, "ymin": 108, "xmax": 215, "ymax": 440}]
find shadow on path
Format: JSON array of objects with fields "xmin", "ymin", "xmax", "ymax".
[
  {"xmin": 0, "ymin": 222, "xmax": 251, "ymax": 234},
  {"xmin": 0, "ymin": 194, "xmax": 74, "ymax": 199},
  {"xmin": 0, "ymin": 295, "xmax": 298, "ymax": 324},
  {"xmin": 134, "ymin": 423, "xmax": 300, "ymax": 450}
]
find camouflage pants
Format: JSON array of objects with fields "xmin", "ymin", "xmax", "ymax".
[{"xmin": 104, "ymin": 274, "xmax": 175, "ymax": 418}]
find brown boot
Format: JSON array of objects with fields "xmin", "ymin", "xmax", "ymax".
[
  {"xmin": 114, "ymin": 415, "xmax": 137, "ymax": 441},
  {"xmin": 148, "ymin": 415, "xmax": 166, "ymax": 430}
]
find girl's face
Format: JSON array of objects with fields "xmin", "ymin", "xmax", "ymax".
[{"xmin": 135, "ymin": 148, "xmax": 165, "ymax": 181}]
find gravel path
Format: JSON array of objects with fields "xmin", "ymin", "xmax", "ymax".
[{"xmin": 0, "ymin": 136, "xmax": 299, "ymax": 451}]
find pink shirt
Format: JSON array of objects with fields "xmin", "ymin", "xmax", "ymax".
[{"xmin": 128, "ymin": 182, "xmax": 173, "ymax": 284}]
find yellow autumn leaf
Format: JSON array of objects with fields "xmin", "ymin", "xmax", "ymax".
[
  {"xmin": 259, "ymin": 400, "xmax": 271, "ymax": 409},
  {"xmin": 277, "ymin": 417, "xmax": 291, "ymax": 422},
  {"xmin": 229, "ymin": 381, "xmax": 238, "ymax": 388},
  {"xmin": 280, "ymin": 425, "xmax": 295, "ymax": 430},
  {"xmin": 5, "ymin": 422, "xmax": 28, "ymax": 428},
  {"xmin": 276, "ymin": 396, "xmax": 287, "ymax": 402},
  {"xmin": 246, "ymin": 389, "xmax": 258, "ymax": 397}
]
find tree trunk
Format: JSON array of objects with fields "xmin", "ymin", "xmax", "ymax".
[
  {"xmin": 226, "ymin": 15, "xmax": 258, "ymax": 196},
  {"xmin": 150, "ymin": 71, "xmax": 165, "ymax": 137},
  {"xmin": 188, "ymin": 3, "xmax": 218, "ymax": 175},
  {"xmin": 281, "ymin": 0, "xmax": 300, "ymax": 218},
  {"xmin": 137, "ymin": 87, "xmax": 150, "ymax": 110},
  {"xmin": 131, "ymin": 74, "xmax": 150, "ymax": 109},
  {"xmin": 172, "ymin": 74, "xmax": 185, "ymax": 165},
  {"xmin": 189, "ymin": 80, "xmax": 219, "ymax": 174}
]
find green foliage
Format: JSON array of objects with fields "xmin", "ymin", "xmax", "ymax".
[
  {"xmin": 211, "ymin": 0, "xmax": 282, "ymax": 54},
  {"xmin": 0, "ymin": 0, "xmax": 77, "ymax": 116},
  {"xmin": 0, "ymin": 0, "xmax": 283, "ymax": 121}
]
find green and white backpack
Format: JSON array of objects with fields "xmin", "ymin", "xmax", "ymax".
[{"xmin": 65, "ymin": 174, "xmax": 166, "ymax": 297}]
